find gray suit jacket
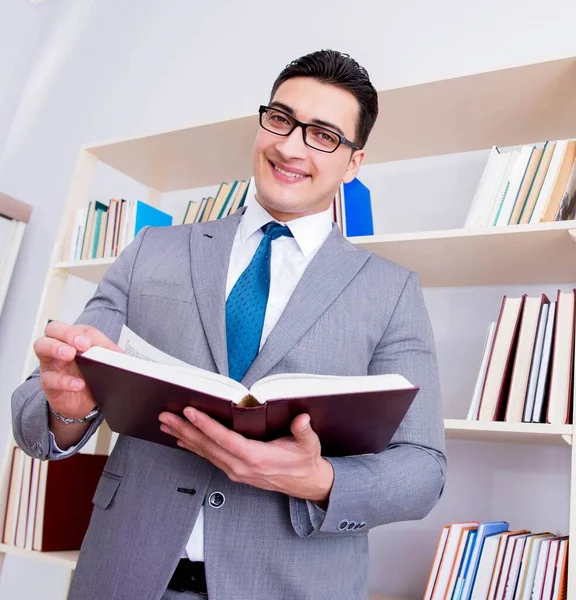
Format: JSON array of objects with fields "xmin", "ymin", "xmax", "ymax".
[{"xmin": 12, "ymin": 209, "xmax": 446, "ymax": 600}]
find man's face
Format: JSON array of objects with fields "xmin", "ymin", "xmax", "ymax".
[{"xmin": 252, "ymin": 77, "xmax": 364, "ymax": 222}]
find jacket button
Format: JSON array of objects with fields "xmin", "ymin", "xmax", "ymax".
[
  {"xmin": 208, "ymin": 491, "xmax": 225, "ymax": 508},
  {"xmin": 346, "ymin": 521, "xmax": 357, "ymax": 531},
  {"xmin": 338, "ymin": 520, "xmax": 349, "ymax": 531}
]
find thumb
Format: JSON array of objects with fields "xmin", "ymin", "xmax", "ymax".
[{"xmin": 291, "ymin": 414, "xmax": 318, "ymax": 448}]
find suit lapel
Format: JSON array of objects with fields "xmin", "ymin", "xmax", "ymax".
[
  {"xmin": 242, "ymin": 227, "xmax": 370, "ymax": 387},
  {"xmin": 189, "ymin": 210, "xmax": 244, "ymax": 376}
]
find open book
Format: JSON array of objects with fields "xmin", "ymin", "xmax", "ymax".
[{"xmin": 75, "ymin": 327, "xmax": 419, "ymax": 456}]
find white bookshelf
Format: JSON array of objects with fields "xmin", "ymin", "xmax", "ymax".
[
  {"xmin": 2, "ymin": 56, "xmax": 576, "ymax": 599},
  {"xmin": 0, "ymin": 193, "xmax": 32, "ymax": 317}
]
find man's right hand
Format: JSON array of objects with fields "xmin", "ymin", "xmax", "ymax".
[{"xmin": 34, "ymin": 321, "xmax": 121, "ymax": 420}]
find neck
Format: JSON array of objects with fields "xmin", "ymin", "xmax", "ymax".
[{"xmin": 255, "ymin": 197, "xmax": 331, "ymax": 223}]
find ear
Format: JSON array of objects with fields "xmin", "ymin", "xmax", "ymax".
[{"xmin": 342, "ymin": 150, "xmax": 364, "ymax": 184}]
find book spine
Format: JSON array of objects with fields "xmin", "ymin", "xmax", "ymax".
[{"xmin": 231, "ymin": 405, "xmax": 267, "ymax": 440}]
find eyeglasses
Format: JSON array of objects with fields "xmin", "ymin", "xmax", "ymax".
[{"xmin": 258, "ymin": 105, "xmax": 359, "ymax": 153}]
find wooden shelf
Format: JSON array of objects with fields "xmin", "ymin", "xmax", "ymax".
[
  {"xmin": 444, "ymin": 419, "xmax": 573, "ymax": 445},
  {"xmin": 85, "ymin": 57, "xmax": 576, "ymax": 192},
  {"xmin": 54, "ymin": 258, "xmax": 115, "ymax": 284},
  {"xmin": 0, "ymin": 543, "xmax": 78, "ymax": 569},
  {"xmin": 353, "ymin": 221, "xmax": 576, "ymax": 287},
  {"xmin": 55, "ymin": 221, "xmax": 576, "ymax": 287}
]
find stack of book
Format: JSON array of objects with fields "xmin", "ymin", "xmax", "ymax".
[
  {"xmin": 424, "ymin": 520, "xmax": 568, "ymax": 600},
  {"xmin": 467, "ymin": 291, "xmax": 574, "ymax": 424},
  {"xmin": 181, "ymin": 179, "xmax": 250, "ymax": 225},
  {"xmin": 465, "ymin": 139, "xmax": 576, "ymax": 228},
  {"xmin": 65, "ymin": 198, "xmax": 173, "ymax": 262},
  {"xmin": 1, "ymin": 447, "xmax": 106, "ymax": 551}
]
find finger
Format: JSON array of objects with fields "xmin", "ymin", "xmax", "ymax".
[
  {"xmin": 44, "ymin": 321, "xmax": 121, "ymax": 353},
  {"xmin": 40, "ymin": 370, "xmax": 86, "ymax": 392},
  {"xmin": 290, "ymin": 414, "xmax": 320, "ymax": 450},
  {"xmin": 34, "ymin": 336, "xmax": 77, "ymax": 363},
  {"xmin": 182, "ymin": 408, "xmax": 258, "ymax": 461},
  {"xmin": 159, "ymin": 411, "xmax": 250, "ymax": 465}
]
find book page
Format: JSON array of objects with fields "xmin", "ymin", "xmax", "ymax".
[
  {"xmin": 118, "ymin": 325, "xmax": 192, "ymax": 367},
  {"xmin": 251, "ymin": 372, "xmax": 414, "ymax": 402},
  {"xmin": 81, "ymin": 325, "xmax": 248, "ymax": 402}
]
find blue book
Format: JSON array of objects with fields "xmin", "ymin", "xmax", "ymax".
[
  {"xmin": 452, "ymin": 530, "xmax": 477, "ymax": 600},
  {"xmin": 134, "ymin": 200, "xmax": 173, "ymax": 236},
  {"xmin": 342, "ymin": 178, "xmax": 373, "ymax": 237},
  {"xmin": 460, "ymin": 521, "xmax": 509, "ymax": 600}
]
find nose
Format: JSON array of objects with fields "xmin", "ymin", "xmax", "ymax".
[{"xmin": 275, "ymin": 125, "xmax": 308, "ymax": 159}]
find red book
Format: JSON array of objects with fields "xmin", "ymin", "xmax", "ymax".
[{"xmin": 76, "ymin": 347, "xmax": 419, "ymax": 457}]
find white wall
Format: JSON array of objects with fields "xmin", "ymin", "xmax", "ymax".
[{"xmin": 1, "ymin": 0, "xmax": 576, "ymax": 598}]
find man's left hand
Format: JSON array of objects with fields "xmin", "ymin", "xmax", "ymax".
[{"xmin": 158, "ymin": 408, "xmax": 334, "ymax": 506}]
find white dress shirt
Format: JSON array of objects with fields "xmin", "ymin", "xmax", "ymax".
[
  {"xmin": 51, "ymin": 198, "xmax": 334, "ymax": 562},
  {"xmin": 186, "ymin": 199, "xmax": 333, "ymax": 560}
]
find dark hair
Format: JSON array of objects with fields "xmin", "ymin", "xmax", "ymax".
[{"xmin": 270, "ymin": 49, "xmax": 378, "ymax": 150}]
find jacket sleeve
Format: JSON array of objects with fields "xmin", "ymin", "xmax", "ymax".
[
  {"xmin": 290, "ymin": 271, "xmax": 446, "ymax": 537},
  {"xmin": 11, "ymin": 228, "xmax": 150, "ymax": 461}
]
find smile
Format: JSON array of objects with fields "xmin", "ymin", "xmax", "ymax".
[{"xmin": 271, "ymin": 161, "xmax": 309, "ymax": 180}]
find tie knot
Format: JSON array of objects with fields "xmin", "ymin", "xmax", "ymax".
[{"xmin": 261, "ymin": 221, "xmax": 293, "ymax": 241}]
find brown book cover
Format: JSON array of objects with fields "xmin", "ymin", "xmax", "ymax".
[
  {"xmin": 33, "ymin": 453, "xmax": 107, "ymax": 552},
  {"xmin": 75, "ymin": 350, "xmax": 419, "ymax": 457},
  {"xmin": 477, "ymin": 295, "xmax": 525, "ymax": 421}
]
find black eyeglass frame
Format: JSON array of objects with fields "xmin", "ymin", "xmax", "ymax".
[{"xmin": 258, "ymin": 105, "xmax": 360, "ymax": 153}]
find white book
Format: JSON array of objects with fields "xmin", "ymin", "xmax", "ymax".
[
  {"xmin": 531, "ymin": 302, "xmax": 556, "ymax": 423},
  {"xmin": 424, "ymin": 526, "xmax": 450, "ymax": 600},
  {"xmin": 465, "ymin": 146, "xmax": 500, "ymax": 227},
  {"xmin": 487, "ymin": 151, "xmax": 519, "ymax": 226},
  {"xmin": 541, "ymin": 540, "xmax": 560, "ymax": 600},
  {"xmin": 530, "ymin": 539, "xmax": 552, "ymax": 600},
  {"xmin": 431, "ymin": 522, "xmax": 478, "ymax": 600},
  {"xmin": 71, "ymin": 206, "xmax": 88, "ymax": 261},
  {"xmin": 474, "ymin": 152, "xmax": 514, "ymax": 227},
  {"xmin": 502, "ymin": 535, "xmax": 528, "ymax": 600},
  {"xmin": 522, "ymin": 304, "xmax": 550, "ymax": 422},
  {"xmin": 24, "ymin": 458, "xmax": 41, "ymax": 549},
  {"xmin": 529, "ymin": 140, "xmax": 569, "ymax": 223},
  {"xmin": 14, "ymin": 454, "xmax": 33, "ymax": 548},
  {"xmin": 494, "ymin": 146, "xmax": 535, "ymax": 226},
  {"xmin": 467, "ymin": 322, "xmax": 496, "ymax": 420},
  {"xmin": 519, "ymin": 535, "xmax": 555, "ymax": 600},
  {"xmin": 471, "ymin": 533, "xmax": 505, "ymax": 600},
  {"xmin": 494, "ymin": 534, "xmax": 529, "ymax": 600},
  {"xmin": 513, "ymin": 534, "xmax": 551, "ymax": 600}
]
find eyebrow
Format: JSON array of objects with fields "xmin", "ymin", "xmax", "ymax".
[{"xmin": 269, "ymin": 101, "xmax": 346, "ymax": 137}]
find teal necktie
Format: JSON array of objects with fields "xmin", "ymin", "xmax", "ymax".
[{"xmin": 226, "ymin": 222, "xmax": 294, "ymax": 381}]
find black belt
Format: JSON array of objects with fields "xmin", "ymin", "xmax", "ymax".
[{"xmin": 168, "ymin": 559, "xmax": 207, "ymax": 594}]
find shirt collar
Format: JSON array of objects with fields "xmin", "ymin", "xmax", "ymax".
[{"xmin": 239, "ymin": 198, "xmax": 334, "ymax": 258}]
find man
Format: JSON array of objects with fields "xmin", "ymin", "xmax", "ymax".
[{"xmin": 12, "ymin": 49, "xmax": 446, "ymax": 600}]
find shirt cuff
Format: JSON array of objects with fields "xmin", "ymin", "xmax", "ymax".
[
  {"xmin": 306, "ymin": 500, "xmax": 327, "ymax": 530},
  {"xmin": 49, "ymin": 431, "xmax": 78, "ymax": 456}
]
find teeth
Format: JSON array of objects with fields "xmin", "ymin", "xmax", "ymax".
[{"xmin": 273, "ymin": 164, "xmax": 306, "ymax": 179}]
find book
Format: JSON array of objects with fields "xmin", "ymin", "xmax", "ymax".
[
  {"xmin": 504, "ymin": 294, "xmax": 549, "ymax": 422},
  {"xmin": 341, "ymin": 178, "xmax": 374, "ymax": 237},
  {"xmin": 460, "ymin": 521, "xmax": 509, "ymax": 600},
  {"xmin": 477, "ymin": 295, "xmax": 525, "ymax": 421},
  {"xmin": 75, "ymin": 327, "xmax": 419, "ymax": 457},
  {"xmin": 547, "ymin": 290, "xmax": 575, "ymax": 424}
]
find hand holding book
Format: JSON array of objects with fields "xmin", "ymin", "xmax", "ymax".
[{"xmin": 159, "ymin": 406, "xmax": 335, "ymax": 505}]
